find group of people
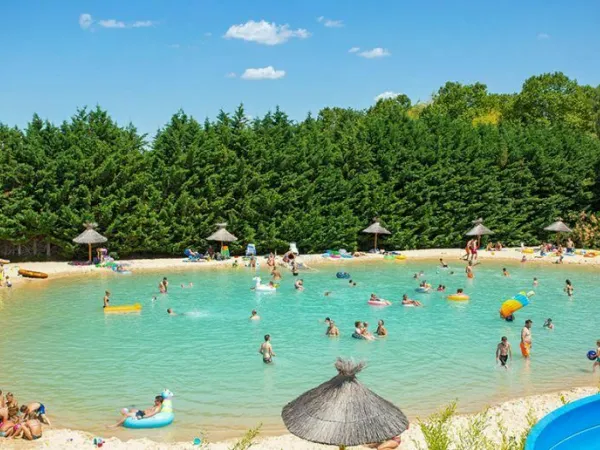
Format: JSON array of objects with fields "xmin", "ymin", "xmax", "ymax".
[
  {"xmin": 0, "ymin": 263, "xmax": 11, "ymax": 288},
  {"xmin": 0, "ymin": 391, "xmax": 48, "ymax": 440},
  {"xmin": 353, "ymin": 320, "xmax": 387, "ymax": 340}
]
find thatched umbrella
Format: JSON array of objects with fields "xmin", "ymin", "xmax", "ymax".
[
  {"xmin": 73, "ymin": 222, "xmax": 108, "ymax": 262},
  {"xmin": 362, "ymin": 219, "xmax": 391, "ymax": 251},
  {"xmin": 282, "ymin": 359, "xmax": 409, "ymax": 450},
  {"xmin": 544, "ymin": 219, "xmax": 572, "ymax": 233},
  {"xmin": 206, "ymin": 222, "xmax": 237, "ymax": 253},
  {"xmin": 465, "ymin": 218, "xmax": 493, "ymax": 248}
]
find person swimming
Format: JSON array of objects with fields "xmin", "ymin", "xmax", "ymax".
[
  {"xmin": 401, "ymin": 294, "xmax": 422, "ymax": 307},
  {"xmin": 376, "ymin": 320, "xmax": 387, "ymax": 336},
  {"xmin": 349, "ymin": 279, "xmax": 357, "ymax": 287},
  {"xmin": 502, "ymin": 268, "xmax": 510, "ymax": 277},
  {"xmin": 533, "ymin": 277, "xmax": 539, "ymax": 287},
  {"xmin": 250, "ymin": 310, "xmax": 260, "ymax": 320},
  {"xmin": 564, "ymin": 279, "xmax": 574, "ymax": 297},
  {"xmin": 439, "ymin": 258, "xmax": 448, "ymax": 268},
  {"xmin": 543, "ymin": 318, "xmax": 554, "ymax": 329},
  {"xmin": 167, "ymin": 308, "xmax": 177, "ymax": 316},
  {"xmin": 259, "ymin": 334, "xmax": 275, "ymax": 363},
  {"xmin": 294, "ymin": 279, "xmax": 304, "ymax": 290}
]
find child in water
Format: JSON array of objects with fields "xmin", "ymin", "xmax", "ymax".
[
  {"xmin": 564, "ymin": 279, "xmax": 574, "ymax": 297},
  {"xmin": 502, "ymin": 268, "xmax": 510, "ymax": 277},
  {"xmin": 543, "ymin": 318, "xmax": 554, "ymax": 329},
  {"xmin": 533, "ymin": 277, "xmax": 539, "ymax": 287},
  {"xmin": 496, "ymin": 336, "xmax": 512, "ymax": 368}
]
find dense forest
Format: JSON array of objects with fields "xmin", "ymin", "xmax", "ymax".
[{"xmin": 2, "ymin": 72, "xmax": 600, "ymax": 259}]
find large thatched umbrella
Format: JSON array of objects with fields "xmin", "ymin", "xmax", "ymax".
[
  {"xmin": 362, "ymin": 219, "xmax": 391, "ymax": 251},
  {"xmin": 544, "ymin": 218, "xmax": 572, "ymax": 244},
  {"xmin": 282, "ymin": 359, "xmax": 409, "ymax": 450},
  {"xmin": 206, "ymin": 223, "xmax": 237, "ymax": 253},
  {"xmin": 73, "ymin": 222, "xmax": 108, "ymax": 262},
  {"xmin": 465, "ymin": 218, "xmax": 493, "ymax": 248}
]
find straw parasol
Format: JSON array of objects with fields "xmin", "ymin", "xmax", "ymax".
[
  {"xmin": 362, "ymin": 218, "xmax": 391, "ymax": 250},
  {"xmin": 73, "ymin": 222, "xmax": 108, "ymax": 262},
  {"xmin": 282, "ymin": 359, "xmax": 409, "ymax": 450},
  {"xmin": 465, "ymin": 218, "xmax": 493, "ymax": 248},
  {"xmin": 544, "ymin": 219, "xmax": 572, "ymax": 233},
  {"xmin": 206, "ymin": 223, "xmax": 237, "ymax": 252}
]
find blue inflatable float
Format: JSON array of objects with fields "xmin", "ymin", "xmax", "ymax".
[
  {"xmin": 336, "ymin": 272, "xmax": 351, "ymax": 279},
  {"xmin": 123, "ymin": 390, "xmax": 174, "ymax": 429}
]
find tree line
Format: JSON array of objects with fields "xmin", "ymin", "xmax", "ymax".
[{"xmin": 1, "ymin": 72, "xmax": 600, "ymax": 259}]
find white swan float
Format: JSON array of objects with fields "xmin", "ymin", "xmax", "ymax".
[{"xmin": 253, "ymin": 277, "xmax": 277, "ymax": 292}]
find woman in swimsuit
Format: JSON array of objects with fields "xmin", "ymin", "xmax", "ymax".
[
  {"xmin": 259, "ymin": 334, "xmax": 275, "ymax": 363},
  {"xmin": 376, "ymin": 320, "xmax": 387, "ymax": 336}
]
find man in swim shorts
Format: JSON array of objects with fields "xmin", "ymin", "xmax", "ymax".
[
  {"xmin": 496, "ymin": 336, "xmax": 512, "ymax": 368},
  {"xmin": 259, "ymin": 334, "xmax": 275, "ymax": 363},
  {"xmin": 20, "ymin": 402, "xmax": 51, "ymax": 425},
  {"xmin": 520, "ymin": 319, "xmax": 533, "ymax": 358},
  {"xmin": 110, "ymin": 396, "xmax": 163, "ymax": 428}
]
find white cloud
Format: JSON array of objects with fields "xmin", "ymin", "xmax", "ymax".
[
  {"xmin": 375, "ymin": 91, "xmax": 401, "ymax": 102},
  {"xmin": 317, "ymin": 16, "xmax": 343, "ymax": 27},
  {"xmin": 537, "ymin": 32, "xmax": 550, "ymax": 40},
  {"xmin": 79, "ymin": 13, "xmax": 92, "ymax": 30},
  {"xmin": 225, "ymin": 72, "xmax": 237, "ymax": 78},
  {"xmin": 132, "ymin": 20, "xmax": 155, "ymax": 28},
  {"xmin": 224, "ymin": 20, "xmax": 310, "ymax": 45},
  {"xmin": 79, "ymin": 13, "xmax": 156, "ymax": 30},
  {"xmin": 358, "ymin": 47, "xmax": 391, "ymax": 58},
  {"xmin": 348, "ymin": 46, "xmax": 360, "ymax": 53},
  {"xmin": 241, "ymin": 66, "xmax": 285, "ymax": 80},
  {"xmin": 317, "ymin": 16, "xmax": 324, "ymax": 22},
  {"xmin": 99, "ymin": 19, "xmax": 126, "ymax": 29}
]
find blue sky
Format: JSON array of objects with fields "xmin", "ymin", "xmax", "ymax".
[{"xmin": 1, "ymin": 0, "xmax": 599, "ymax": 135}]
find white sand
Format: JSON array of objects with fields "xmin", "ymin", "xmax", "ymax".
[
  {"xmin": 3, "ymin": 247, "xmax": 599, "ymax": 288},
  {"xmin": 1, "ymin": 387, "xmax": 597, "ymax": 449}
]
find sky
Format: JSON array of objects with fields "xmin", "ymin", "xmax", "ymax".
[{"xmin": 1, "ymin": 0, "xmax": 599, "ymax": 135}]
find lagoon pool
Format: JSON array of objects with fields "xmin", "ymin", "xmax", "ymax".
[{"xmin": 1, "ymin": 260, "xmax": 600, "ymax": 442}]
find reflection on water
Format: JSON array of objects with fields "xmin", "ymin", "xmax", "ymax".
[{"xmin": 1, "ymin": 261, "xmax": 600, "ymax": 441}]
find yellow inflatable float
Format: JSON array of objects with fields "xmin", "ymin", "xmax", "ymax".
[
  {"xmin": 395, "ymin": 255, "xmax": 407, "ymax": 260},
  {"xmin": 104, "ymin": 303, "xmax": 142, "ymax": 313},
  {"xmin": 447, "ymin": 293, "xmax": 470, "ymax": 301},
  {"xmin": 522, "ymin": 248, "xmax": 534, "ymax": 254}
]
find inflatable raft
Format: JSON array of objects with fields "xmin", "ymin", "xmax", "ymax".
[
  {"xmin": 124, "ymin": 390, "xmax": 174, "ymax": 429},
  {"xmin": 18, "ymin": 269, "xmax": 48, "ymax": 279},
  {"xmin": 104, "ymin": 303, "xmax": 142, "ymax": 313}
]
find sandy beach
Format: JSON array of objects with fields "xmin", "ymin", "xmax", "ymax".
[
  {"xmin": 3, "ymin": 248, "xmax": 600, "ymax": 449},
  {"xmin": 0, "ymin": 387, "xmax": 597, "ymax": 449},
  {"xmin": 3, "ymin": 247, "xmax": 600, "ymax": 288}
]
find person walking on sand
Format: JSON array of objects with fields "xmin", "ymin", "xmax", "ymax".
[
  {"xmin": 103, "ymin": 291, "xmax": 110, "ymax": 308},
  {"xmin": 520, "ymin": 320, "xmax": 533, "ymax": 358},
  {"xmin": 259, "ymin": 334, "xmax": 275, "ymax": 364},
  {"xmin": 564, "ymin": 279, "xmax": 574, "ymax": 297},
  {"xmin": 463, "ymin": 239, "xmax": 473, "ymax": 261},
  {"xmin": 496, "ymin": 336, "xmax": 512, "ymax": 368}
]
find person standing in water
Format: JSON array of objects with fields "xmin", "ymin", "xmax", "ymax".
[
  {"xmin": 564, "ymin": 279, "xmax": 574, "ymax": 297},
  {"xmin": 376, "ymin": 320, "xmax": 388, "ymax": 336},
  {"xmin": 159, "ymin": 277, "xmax": 168, "ymax": 293},
  {"xmin": 465, "ymin": 261, "xmax": 474, "ymax": 279},
  {"xmin": 259, "ymin": 334, "xmax": 275, "ymax": 364},
  {"xmin": 520, "ymin": 319, "xmax": 533, "ymax": 358},
  {"xmin": 103, "ymin": 291, "xmax": 110, "ymax": 308},
  {"xmin": 249, "ymin": 310, "xmax": 260, "ymax": 320},
  {"xmin": 502, "ymin": 268, "xmax": 510, "ymax": 277},
  {"xmin": 533, "ymin": 277, "xmax": 539, "ymax": 287},
  {"xmin": 496, "ymin": 336, "xmax": 512, "ymax": 368},
  {"xmin": 326, "ymin": 320, "xmax": 339, "ymax": 336}
]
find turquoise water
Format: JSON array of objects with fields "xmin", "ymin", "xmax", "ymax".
[{"xmin": 1, "ymin": 260, "xmax": 600, "ymax": 442}]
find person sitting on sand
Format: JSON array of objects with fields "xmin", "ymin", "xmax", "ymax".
[
  {"xmin": 271, "ymin": 268, "xmax": 282, "ymax": 281},
  {"xmin": 250, "ymin": 310, "xmax": 260, "ymax": 320},
  {"xmin": 103, "ymin": 290, "xmax": 110, "ymax": 308},
  {"xmin": 401, "ymin": 294, "xmax": 422, "ymax": 307},
  {"xmin": 259, "ymin": 334, "xmax": 275, "ymax": 364},
  {"xmin": 294, "ymin": 279, "xmax": 304, "ymax": 291},
  {"xmin": 439, "ymin": 258, "xmax": 448, "ymax": 268},
  {"xmin": 4, "ymin": 276, "xmax": 12, "ymax": 287},
  {"xmin": 376, "ymin": 319, "xmax": 387, "ymax": 336},
  {"xmin": 232, "ymin": 259, "xmax": 239, "ymax": 268},
  {"xmin": 495, "ymin": 242, "xmax": 503, "ymax": 251},
  {"xmin": 167, "ymin": 308, "xmax": 177, "ymax": 316},
  {"xmin": 0, "ymin": 416, "xmax": 16, "ymax": 438},
  {"xmin": 555, "ymin": 255, "xmax": 564, "ymax": 264},
  {"xmin": 159, "ymin": 277, "xmax": 168, "ymax": 293},
  {"xmin": 111, "ymin": 396, "xmax": 163, "ymax": 428},
  {"xmin": 543, "ymin": 318, "xmax": 554, "ymax": 329},
  {"xmin": 326, "ymin": 320, "xmax": 339, "ymax": 336},
  {"xmin": 20, "ymin": 402, "xmax": 50, "ymax": 426},
  {"xmin": 366, "ymin": 435, "xmax": 402, "ymax": 449},
  {"xmin": 486, "ymin": 242, "xmax": 494, "ymax": 251},
  {"xmin": 564, "ymin": 279, "xmax": 574, "ymax": 297},
  {"xmin": 496, "ymin": 336, "xmax": 512, "ymax": 368},
  {"xmin": 502, "ymin": 268, "xmax": 510, "ymax": 277},
  {"xmin": 10, "ymin": 418, "xmax": 43, "ymax": 440}
]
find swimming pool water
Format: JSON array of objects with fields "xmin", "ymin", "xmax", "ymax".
[{"xmin": 1, "ymin": 260, "xmax": 600, "ymax": 441}]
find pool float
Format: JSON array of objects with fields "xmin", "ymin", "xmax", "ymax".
[
  {"xmin": 395, "ymin": 255, "xmax": 407, "ymax": 260},
  {"xmin": 584, "ymin": 252, "xmax": 597, "ymax": 258},
  {"xmin": 383, "ymin": 255, "xmax": 395, "ymax": 260},
  {"xmin": 336, "ymin": 272, "xmax": 351, "ymax": 279},
  {"xmin": 253, "ymin": 277, "xmax": 276, "ymax": 292},
  {"xmin": 522, "ymin": 248, "xmax": 534, "ymax": 254},
  {"xmin": 415, "ymin": 286, "xmax": 431, "ymax": 293},
  {"xmin": 104, "ymin": 303, "xmax": 142, "ymax": 313},
  {"xmin": 367, "ymin": 299, "xmax": 392, "ymax": 306},
  {"xmin": 499, "ymin": 291, "xmax": 534, "ymax": 318},
  {"xmin": 352, "ymin": 332, "xmax": 365, "ymax": 339},
  {"xmin": 447, "ymin": 294, "xmax": 469, "ymax": 301},
  {"xmin": 18, "ymin": 269, "xmax": 48, "ymax": 279},
  {"xmin": 124, "ymin": 389, "xmax": 174, "ymax": 429},
  {"xmin": 112, "ymin": 266, "xmax": 132, "ymax": 275},
  {"xmin": 525, "ymin": 393, "xmax": 600, "ymax": 450}
]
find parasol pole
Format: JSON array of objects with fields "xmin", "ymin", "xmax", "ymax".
[
  {"xmin": 374, "ymin": 233, "xmax": 378, "ymax": 251},
  {"xmin": 88, "ymin": 243, "xmax": 92, "ymax": 262}
]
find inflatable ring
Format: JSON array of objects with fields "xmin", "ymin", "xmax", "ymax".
[
  {"xmin": 367, "ymin": 299, "xmax": 392, "ymax": 306},
  {"xmin": 522, "ymin": 248, "xmax": 534, "ymax": 254},
  {"xmin": 447, "ymin": 294, "xmax": 469, "ymax": 301},
  {"xmin": 395, "ymin": 255, "xmax": 407, "ymax": 260},
  {"xmin": 336, "ymin": 272, "xmax": 351, "ymax": 279}
]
